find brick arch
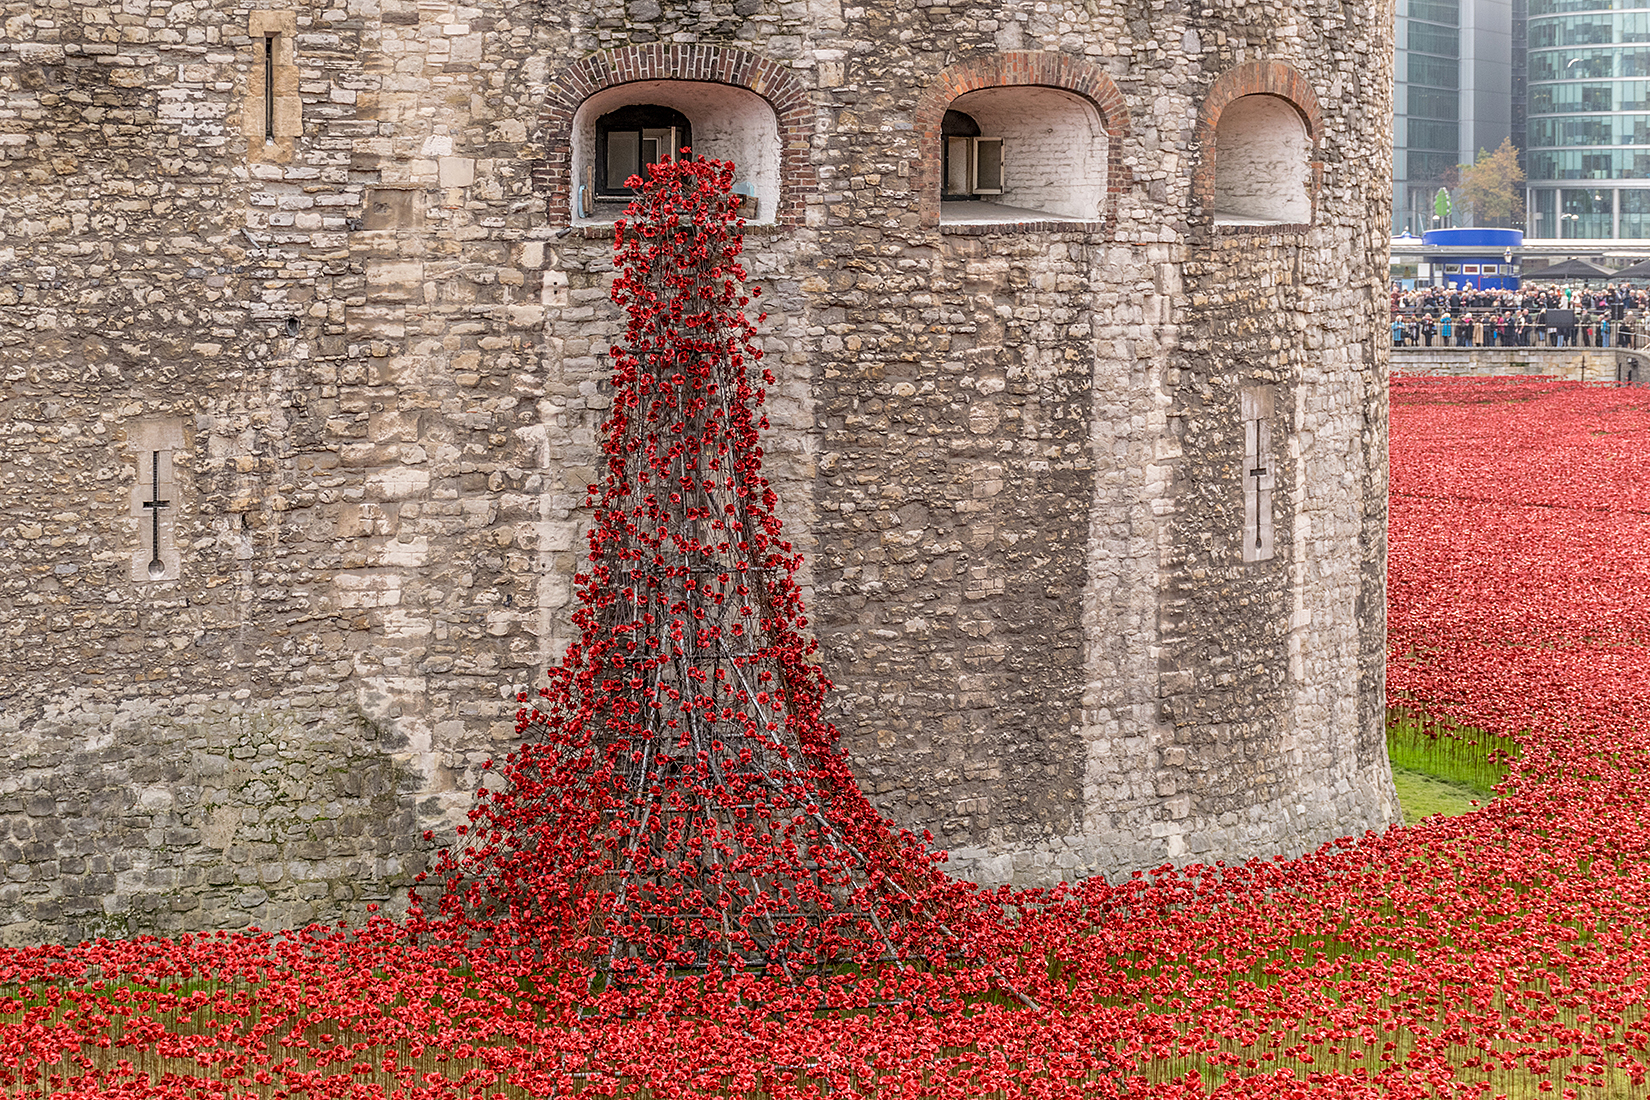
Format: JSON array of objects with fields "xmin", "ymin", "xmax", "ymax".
[
  {"xmin": 913, "ymin": 52, "xmax": 1131, "ymax": 229},
  {"xmin": 536, "ymin": 45, "xmax": 816, "ymax": 228},
  {"xmin": 1193, "ymin": 61, "xmax": 1324, "ymax": 227}
]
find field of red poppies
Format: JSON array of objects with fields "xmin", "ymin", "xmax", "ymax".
[
  {"xmin": 4, "ymin": 377, "xmax": 1646, "ymax": 1100},
  {"xmin": 9, "ymin": 205, "xmax": 1650, "ymax": 1098}
]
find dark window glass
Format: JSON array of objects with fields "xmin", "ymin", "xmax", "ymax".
[
  {"xmin": 1535, "ymin": 188, "xmax": 1558, "ymax": 233},
  {"xmin": 1410, "ymin": 22, "xmax": 1460, "ymax": 54},
  {"xmin": 941, "ymin": 110, "xmax": 984, "ymax": 200},
  {"xmin": 1560, "ymin": 116, "xmax": 1613, "ymax": 144},
  {"xmin": 1619, "ymin": 188, "xmax": 1650, "ymax": 235},
  {"xmin": 1409, "ymin": 54, "xmax": 1460, "ymax": 88},
  {"xmin": 1409, "ymin": 0, "xmax": 1459, "ymax": 25},
  {"xmin": 594, "ymin": 104, "xmax": 692, "ymax": 195},
  {"xmin": 1410, "ymin": 151, "xmax": 1460, "ymax": 180},
  {"xmin": 1409, "ymin": 118, "xmax": 1461, "ymax": 151},
  {"xmin": 1583, "ymin": 152, "xmax": 1615, "ymax": 175},
  {"xmin": 1569, "ymin": 51, "xmax": 1615, "ymax": 78},
  {"xmin": 1530, "ymin": 0, "xmax": 1615, "ymax": 12},
  {"xmin": 1533, "ymin": 81, "xmax": 1617, "ymax": 111},
  {"xmin": 1561, "ymin": 186, "xmax": 1613, "ymax": 236},
  {"xmin": 1409, "ymin": 88, "xmax": 1459, "ymax": 120},
  {"xmin": 1566, "ymin": 21, "xmax": 1614, "ymax": 44}
]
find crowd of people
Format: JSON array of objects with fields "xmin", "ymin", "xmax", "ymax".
[{"xmin": 1390, "ymin": 283, "xmax": 1650, "ymax": 349}]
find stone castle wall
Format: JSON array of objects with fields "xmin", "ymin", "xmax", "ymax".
[{"xmin": 0, "ymin": 0, "xmax": 1397, "ymax": 944}]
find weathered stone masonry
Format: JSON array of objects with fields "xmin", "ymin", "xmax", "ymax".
[{"xmin": 0, "ymin": 0, "xmax": 1397, "ymax": 944}]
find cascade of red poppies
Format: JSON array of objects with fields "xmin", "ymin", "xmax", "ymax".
[{"xmin": 426, "ymin": 156, "xmax": 970, "ymax": 981}]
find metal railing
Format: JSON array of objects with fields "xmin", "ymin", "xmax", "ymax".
[{"xmin": 1387, "ymin": 313, "xmax": 1633, "ymax": 350}]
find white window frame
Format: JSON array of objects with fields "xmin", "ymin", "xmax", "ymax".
[
  {"xmin": 944, "ymin": 135, "xmax": 1005, "ymax": 197},
  {"xmin": 972, "ymin": 137, "xmax": 1004, "ymax": 195}
]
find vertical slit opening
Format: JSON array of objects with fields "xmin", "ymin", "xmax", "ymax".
[
  {"xmin": 264, "ymin": 36, "xmax": 276, "ymax": 142},
  {"xmin": 1240, "ymin": 389, "xmax": 1275, "ymax": 564},
  {"xmin": 142, "ymin": 450, "xmax": 171, "ymax": 580}
]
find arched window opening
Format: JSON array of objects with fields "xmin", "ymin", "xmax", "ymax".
[
  {"xmin": 594, "ymin": 104, "xmax": 692, "ymax": 196},
  {"xmin": 572, "ymin": 81, "xmax": 780, "ymax": 225},
  {"xmin": 1212, "ymin": 94, "xmax": 1312, "ymax": 226},
  {"xmin": 938, "ymin": 86, "xmax": 1107, "ymax": 224}
]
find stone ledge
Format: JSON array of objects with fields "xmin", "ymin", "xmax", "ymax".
[
  {"xmin": 939, "ymin": 219, "xmax": 1104, "ymax": 236},
  {"xmin": 1392, "ymin": 346, "xmax": 1633, "ymax": 385},
  {"xmin": 568, "ymin": 222, "xmax": 788, "ymax": 241},
  {"xmin": 1212, "ymin": 220, "xmax": 1310, "ymax": 238}
]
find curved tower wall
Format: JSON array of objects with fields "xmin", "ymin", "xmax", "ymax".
[{"xmin": 0, "ymin": 0, "xmax": 1396, "ymax": 943}]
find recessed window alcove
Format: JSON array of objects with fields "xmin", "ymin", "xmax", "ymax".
[
  {"xmin": 1196, "ymin": 61, "xmax": 1324, "ymax": 231},
  {"xmin": 939, "ymin": 87, "xmax": 1108, "ymax": 224},
  {"xmin": 913, "ymin": 52, "xmax": 1130, "ymax": 232},
  {"xmin": 1212, "ymin": 95, "xmax": 1313, "ymax": 226},
  {"xmin": 570, "ymin": 82, "xmax": 780, "ymax": 225},
  {"xmin": 542, "ymin": 45, "xmax": 816, "ymax": 230}
]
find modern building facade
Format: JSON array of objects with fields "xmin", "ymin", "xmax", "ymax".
[
  {"xmin": 1525, "ymin": 0, "xmax": 1650, "ymax": 239},
  {"xmin": 1394, "ymin": 0, "xmax": 1516, "ymax": 234}
]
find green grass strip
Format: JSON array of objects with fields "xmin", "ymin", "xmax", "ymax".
[
  {"xmin": 1391, "ymin": 767, "xmax": 1484, "ymax": 823},
  {"xmin": 1386, "ymin": 705, "xmax": 1518, "ymax": 799}
]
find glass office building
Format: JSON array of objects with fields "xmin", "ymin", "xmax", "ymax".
[
  {"xmin": 1394, "ymin": 0, "xmax": 1515, "ymax": 234},
  {"xmin": 1526, "ymin": 1, "xmax": 1650, "ymax": 239}
]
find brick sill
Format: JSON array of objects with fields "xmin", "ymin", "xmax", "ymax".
[
  {"xmin": 1213, "ymin": 220, "xmax": 1311, "ymax": 237},
  {"xmin": 567, "ymin": 222, "xmax": 785, "ymax": 241},
  {"xmin": 940, "ymin": 219, "xmax": 1104, "ymax": 236}
]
